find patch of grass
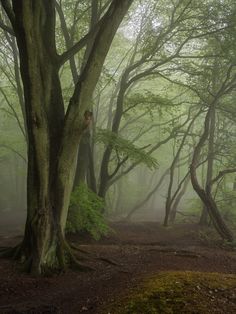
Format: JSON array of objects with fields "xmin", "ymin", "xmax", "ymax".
[{"xmin": 106, "ymin": 271, "xmax": 236, "ymax": 314}]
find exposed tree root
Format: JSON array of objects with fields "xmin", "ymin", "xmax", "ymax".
[
  {"xmin": 147, "ymin": 247, "xmax": 202, "ymax": 258},
  {"xmin": 0, "ymin": 239, "xmax": 121, "ymax": 274},
  {"xmin": 70, "ymin": 242, "xmax": 121, "ymax": 266},
  {"xmin": 62, "ymin": 239, "xmax": 94, "ymax": 272},
  {"xmin": 0, "ymin": 245, "xmax": 20, "ymax": 258},
  {"xmin": 0, "ymin": 240, "xmax": 94, "ymax": 274},
  {"xmin": 97, "ymin": 257, "xmax": 121, "ymax": 266},
  {"xmin": 173, "ymin": 252, "xmax": 201, "ymax": 258},
  {"xmin": 70, "ymin": 243, "xmax": 92, "ymax": 255}
]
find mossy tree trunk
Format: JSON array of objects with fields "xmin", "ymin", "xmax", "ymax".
[{"xmin": 2, "ymin": 0, "xmax": 133, "ymax": 274}]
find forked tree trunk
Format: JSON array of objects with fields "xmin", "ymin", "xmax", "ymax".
[
  {"xmin": 6, "ymin": 0, "xmax": 133, "ymax": 274},
  {"xmin": 11, "ymin": 1, "xmax": 74, "ymax": 274}
]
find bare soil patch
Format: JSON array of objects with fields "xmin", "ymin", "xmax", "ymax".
[{"xmin": 0, "ymin": 222, "xmax": 236, "ymax": 313}]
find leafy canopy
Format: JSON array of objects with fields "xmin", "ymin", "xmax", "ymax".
[{"xmin": 96, "ymin": 129, "xmax": 159, "ymax": 169}]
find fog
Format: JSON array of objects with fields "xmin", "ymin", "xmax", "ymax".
[{"xmin": 1, "ymin": 1, "xmax": 236, "ymax": 313}]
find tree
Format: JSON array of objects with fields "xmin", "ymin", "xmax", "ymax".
[
  {"xmin": 0, "ymin": 0, "xmax": 133, "ymax": 275},
  {"xmin": 190, "ymin": 63, "xmax": 236, "ymax": 242},
  {"xmin": 96, "ymin": 0, "xmax": 232, "ymax": 201}
]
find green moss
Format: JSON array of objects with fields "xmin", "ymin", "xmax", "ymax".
[{"xmin": 106, "ymin": 272, "xmax": 236, "ymax": 314}]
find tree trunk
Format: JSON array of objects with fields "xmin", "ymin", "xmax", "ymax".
[
  {"xmin": 125, "ymin": 169, "xmax": 169, "ymax": 221},
  {"xmin": 7, "ymin": 0, "xmax": 133, "ymax": 274},
  {"xmin": 98, "ymin": 79, "xmax": 127, "ymax": 198},
  {"xmin": 87, "ymin": 143, "xmax": 97, "ymax": 193},
  {"xmin": 199, "ymin": 100, "xmax": 216, "ymax": 226},
  {"xmin": 169, "ymin": 176, "xmax": 190, "ymax": 223},
  {"xmin": 73, "ymin": 130, "xmax": 91, "ymax": 187},
  {"xmin": 11, "ymin": 1, "xmax": 70, "ymax": 274},
  {"xmin": 190, "ymin": 105, "xmax": 233, "ymax": 242},
  {"xmin": 164, "ymin": 110, "xmax": 199, "ymax": 227}
]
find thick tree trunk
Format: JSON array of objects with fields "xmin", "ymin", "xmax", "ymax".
[
  {"xmin": 11, "ymin": 1, "xmax": 73, "ymax": 274},
  {"xmin": 7, "ymin": 0, "xmax": 133, "ymax": 274}
]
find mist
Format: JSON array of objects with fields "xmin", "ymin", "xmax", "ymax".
[{"xmin": 0, "ymin": 0, "xmax": 236, "ymax": 313}]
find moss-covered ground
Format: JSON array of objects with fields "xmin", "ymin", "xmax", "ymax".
[{"xmin": 106, "ymin": 271, "xmax": 236, "ymax": 314}]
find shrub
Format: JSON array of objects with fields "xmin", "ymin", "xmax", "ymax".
[{"xmin": 66, "ymin": 183, "xmax": 110, "ymax": 240}]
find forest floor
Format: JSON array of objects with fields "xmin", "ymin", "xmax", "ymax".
[{"xmin": 0, "ymin": 221, "xmax": 236, "ymax": 313}]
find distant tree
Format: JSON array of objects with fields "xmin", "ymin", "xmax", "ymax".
[{"xmin": 97, "ymin": 0, "xmax": 233, "ymax": 201}]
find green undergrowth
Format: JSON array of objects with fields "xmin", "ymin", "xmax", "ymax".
[
  {"xmin": 105, "ymin": 271, "xmax": 236, "ymax": 314},
  {"xmin": 67, "ymin": 183, "xmax": 110, "ymax": 240}
]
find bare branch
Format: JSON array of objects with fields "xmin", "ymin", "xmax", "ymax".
[
  {"xmin": 59, "ymin": 18, "xmax": 103, "ymax": 66},
  {"xmin": 0, "ymin": 144, "xmax": 26, "ymax": 162},
  {"xmin": 211, "ymin": 168, "xmax": 236, "ymax": 186},
  {"xmin": 0, "ymin": 86, "xmax": 26, "ymax": 139}
]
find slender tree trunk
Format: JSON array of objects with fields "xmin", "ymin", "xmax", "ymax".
[
  {"xmin": 73, "ymin": 130, "xmax": 90, "ymax": 187},
  {"xmin": 164, "ymin": 110, "xmax": 199, "ymax": 226},
  {"xmin": 190, "ymin": 105, "xmax": 233, "ymax": 242},
  {"xmin": 169, "ymin": 176, "xmax": 190, "ymax": 223},
  {"xmin": 98, "ymin": 79, "xmax": 127, "ymax": 198},
  {"xmin": 126, "ymin": 169, "xmax": 169, "ymax": 220},
  {"xmin": 87, "ymin": 143, "xmax": 97, "ymax": 193},
  {"xmin": 57, "ymin": 2, "xmax": 97, "ymax": 193},
  {"xmin": 199, "ymin": 102, "xmax": 216, "ymax": 226}
]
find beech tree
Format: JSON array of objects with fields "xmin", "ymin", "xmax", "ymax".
[{"xmin": 0, "ymin": 0, "xmax": 133, "ymax": 274}]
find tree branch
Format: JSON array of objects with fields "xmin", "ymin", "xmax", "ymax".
[
  {"xmin": 0, "ymin": 144, "xmax": 26, "ymax": 162},
  {"xmin": 58, "ymin": 16, "xmax": 103, "ymax": 66},
  {"xmin": 211, "ymin": 168, "xmax": 236, "ymax": 186}
]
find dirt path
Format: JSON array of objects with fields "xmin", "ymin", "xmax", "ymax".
[{"xmin": 0, "ymin": 222, "xmax": 236, "ymax": 313}]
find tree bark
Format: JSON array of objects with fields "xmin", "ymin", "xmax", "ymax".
[
  {"xmin": 5, "ymin": 0, "xmax": 133, "ymax": 274},
  {"xmin": 164, "ymin": 109, "xmax": 200, "ymax": 227},
  {"xmin": 169, "ymin": 175, "xmax": 190, "ymax": 223},
  {"xmin": 199, "ymin": 94, "xmax": 216, "ymax": 226},
  {"xmin": 98, "ymin": 73, "xmax": 128, "ymax": 198},
  {"xmin": 190, "ymin": 105, "xmax": 233, "ymax": 242}
]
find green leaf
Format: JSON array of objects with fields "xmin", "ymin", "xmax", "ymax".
[
  {"xmin": 67, "ymin": 183, "xmax": 109, "ymax": 240},
  {"xmin": 96, "ymin": 129, "xmax": 159, "ymax": 169}
]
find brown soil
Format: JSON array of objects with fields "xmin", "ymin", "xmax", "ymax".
[{"xmin": 0, "ymin": 222, "xmax": 236, "ymax": 313}]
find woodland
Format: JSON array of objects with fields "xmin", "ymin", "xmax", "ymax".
[{"xmin": 0, "ymin": 0, "xmax": 236, "ymax": 313}]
